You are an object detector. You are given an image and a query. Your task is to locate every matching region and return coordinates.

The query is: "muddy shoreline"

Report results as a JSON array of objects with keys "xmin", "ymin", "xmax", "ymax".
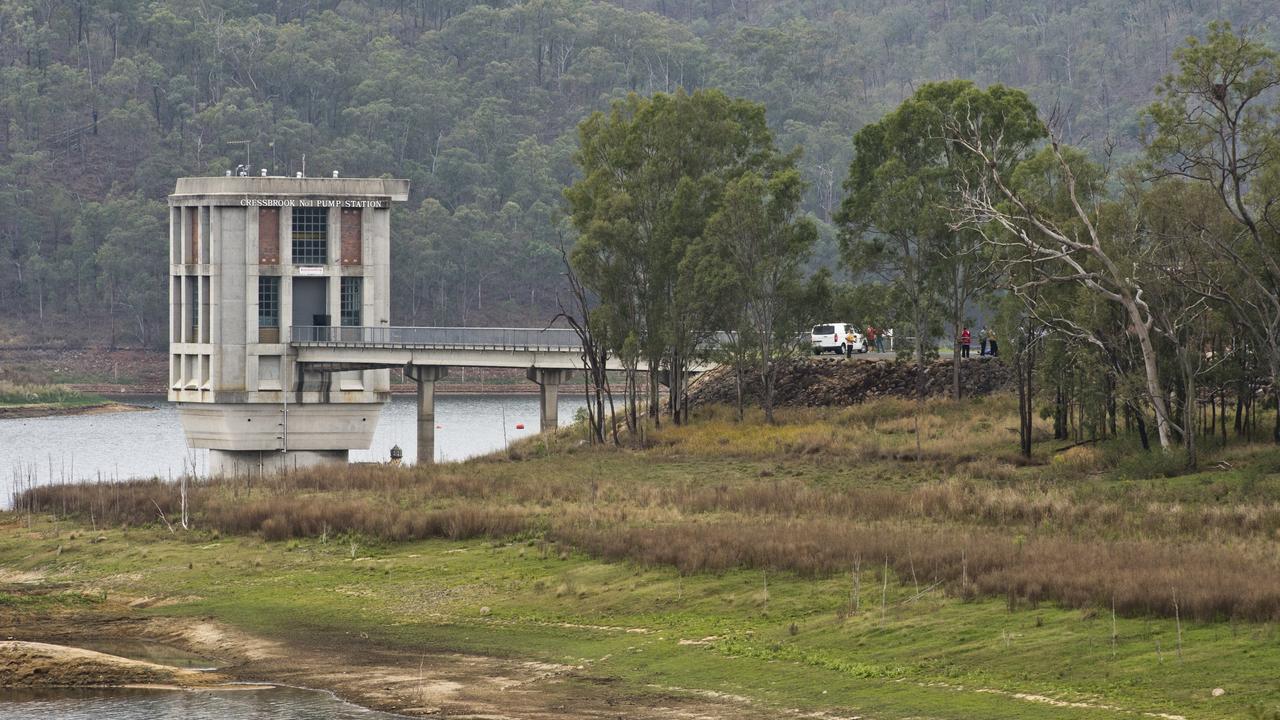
[
  {"xmin": 0, "ymin": 640, "xmax": 234, "ymax": 690},
  {"xmin": 0, "ymin": 605, "xmax": 761, "ymax": 719},
  {"xmin": 0, "ymin": 402, "xmax": 152, "ymax": 420}
]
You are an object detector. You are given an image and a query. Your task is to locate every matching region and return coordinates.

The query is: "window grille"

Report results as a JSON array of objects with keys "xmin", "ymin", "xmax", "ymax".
[
  {"xmin": 340, "ymin": 277, "xmax": 362, "ymax": 327},
  {"xmin": 291, "ymin": 207, "xmax": 328, "ymax": 265},
  {"xmin": 258, "ymin": 276, "xmax": 280, "ymax": 328}
]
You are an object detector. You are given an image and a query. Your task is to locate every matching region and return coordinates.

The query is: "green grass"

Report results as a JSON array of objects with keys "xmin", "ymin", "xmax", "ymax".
[
  {"xmin": 5, "ymin": 397, "xmax": 1280, "ymax": 718},
  {"xmin": 2, "ymin": 520, "xmax": 1277, "ymax": 718}
]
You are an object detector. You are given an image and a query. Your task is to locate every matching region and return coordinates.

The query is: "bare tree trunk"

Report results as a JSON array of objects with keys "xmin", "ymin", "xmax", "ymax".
[
  {"xmin": 951, "ymin": 267, "xmax": 962, "ymax": 401},
  {"xmin": 760, "ymin": 333, "xmax": 776, "ymax": 424},
  {"xmin": 735, "ymin": 364, "xmax": 745, "ymax": 421},
  {"xmin": 1125, "ymin": 300, "xmax": 1174, "ymax": 449},
  {"xmin": 1270, "ymin": 355, "xmax": 1280, "ymax": 444},
  {"xmin": 1182, "ymin": 360, "xmax": 1197, "ymax": 470}
]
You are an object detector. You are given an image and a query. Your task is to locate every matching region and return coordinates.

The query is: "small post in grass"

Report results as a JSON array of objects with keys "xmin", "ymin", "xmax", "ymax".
[
  {"xmin": 851, "ymin": 558, "xmax": 862, "ymax": 614},
  {"xmin": 880, "ymin": 557, "xmax": 889, "ymax": 625},
  {"xmin": 1111, "ymin": 596, "xmax": 1117, "ymax": 658},
  {"xmin": 1173, "ymin": 588, "xmax": 1183, "ymax": 662}
]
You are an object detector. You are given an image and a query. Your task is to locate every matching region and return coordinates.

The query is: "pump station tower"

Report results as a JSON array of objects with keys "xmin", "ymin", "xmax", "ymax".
[{"xmin": 168, "ymin": 175, "xmax": 409, "ymax": 474}]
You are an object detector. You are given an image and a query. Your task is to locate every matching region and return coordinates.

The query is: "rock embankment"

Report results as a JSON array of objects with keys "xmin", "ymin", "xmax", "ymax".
[
  {"xmin": 0, "ymin": 641, "xmax": 227, "ymax": 688},
  {"xmin": 687, "ymin": 356, "xmax": 1013, "ymax": 408}
]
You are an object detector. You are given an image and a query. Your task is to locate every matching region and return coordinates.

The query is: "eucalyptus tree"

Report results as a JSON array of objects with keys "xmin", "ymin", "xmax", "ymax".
[
  {"xmin": 1145, "ymin": 22, "xmax": 1280, "ymax": 443},
  {"xmin": 704, "ymin": 169, "xmax": 816, "ymax": 424},
  {"xmin": 838, "ymin": 81, "xmax": 1043, "ymax": 399},
  {"xmin": 565, "ymin": 88, "xmax": 786, "ymax": 426},
  {"xmin": 952, "ymin": 123, "xmax": 1179, "ymax": 450},
  {"xmin": 837, "ymin": 101, "xmax": 946, "ymax": 374}
]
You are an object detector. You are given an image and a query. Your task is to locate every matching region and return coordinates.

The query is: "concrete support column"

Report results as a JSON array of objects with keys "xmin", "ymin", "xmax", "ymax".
[
  {"xmin": 407, "ymin": 365, "xmax": 448, "ymax": 464},
  {"xmin": 527, "ymin": 368, "xmax": 573, "ymax": 433}
]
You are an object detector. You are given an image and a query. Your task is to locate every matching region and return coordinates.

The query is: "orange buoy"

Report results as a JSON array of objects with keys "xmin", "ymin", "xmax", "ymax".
[{"xmin": 515, "ymin": 423, "xmax": 525, "ymax": 429}]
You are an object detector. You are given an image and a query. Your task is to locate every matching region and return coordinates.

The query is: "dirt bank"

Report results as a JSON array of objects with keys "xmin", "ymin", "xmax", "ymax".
[
  {"xmin": 688, "ymin": 356, "xmax": 1013, "ymax": 408},
  {"xmin": 0, "ymin": 402, "xmax": 152, "ymax": 420},
  {"xmin": 0, "ymin": 606, "xmax": 773, "ymax": 719},
  {"xmin": 0, "ymin": 640, "xmax": 230, "ymax": 689}
]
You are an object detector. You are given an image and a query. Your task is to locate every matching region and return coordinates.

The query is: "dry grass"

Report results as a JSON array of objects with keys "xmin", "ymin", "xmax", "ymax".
[
  {"xmin": 13, "ymin": 396, "xmax": 1280, "ymax": 622},
  {"xmin": 0, "ymin": 380, "xmax": 100, "ymax": 406},
  {"xmin": 648, "ymin": 397, "xmax": 1028, "ymax": 464},
  {"xmin": 552, "ymin": 519, "xmax": 1280, "ymax": 621}
]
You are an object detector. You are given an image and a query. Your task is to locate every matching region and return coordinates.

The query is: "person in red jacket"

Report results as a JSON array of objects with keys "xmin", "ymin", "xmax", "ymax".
[{"xmin": 960, "ymin": 327, "xmax": 971, "ymax": 358}]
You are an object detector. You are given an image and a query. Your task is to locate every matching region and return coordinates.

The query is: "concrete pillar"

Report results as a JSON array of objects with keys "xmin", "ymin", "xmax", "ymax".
[
  {"xmin": 407, "ymin": 365, "xmax": 448, "ymax": 464},
  {"xmin": 527, "ymin": 368, "xmax": 573, "ymax": 433}
]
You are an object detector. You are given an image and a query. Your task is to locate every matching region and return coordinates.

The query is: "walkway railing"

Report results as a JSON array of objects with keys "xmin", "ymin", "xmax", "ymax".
[{"xmin": 290, "ymin": 325, "xmax": 583, "ymax": 351}]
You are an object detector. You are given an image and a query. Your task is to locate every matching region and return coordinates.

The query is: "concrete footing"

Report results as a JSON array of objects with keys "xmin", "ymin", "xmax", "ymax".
[
  {"xmin": 527, "ymin": 368, "xmax": 575, "ymax": 433},
  {"xmin": 209, "ymin": 449, "xmax": 348, "ymax": 477},
  {"xmin": 406, "ymin": 365, "xmax": 449, "ymax": 464}
]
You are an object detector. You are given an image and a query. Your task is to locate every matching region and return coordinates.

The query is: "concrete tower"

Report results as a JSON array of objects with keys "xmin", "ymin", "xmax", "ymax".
[{"xmin": 167, "ymin": 175, "xmax": 409, "ymax": 475}]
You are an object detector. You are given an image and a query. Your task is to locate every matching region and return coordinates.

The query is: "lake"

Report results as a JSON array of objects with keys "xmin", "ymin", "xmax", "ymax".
[{"xmin": 1, "ymin": 393, "xmax": 587, "ymax": 504}]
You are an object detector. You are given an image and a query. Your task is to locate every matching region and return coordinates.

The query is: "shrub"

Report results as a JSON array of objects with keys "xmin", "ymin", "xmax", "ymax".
[{"xmin": 1113, "ymin": 448, "xmax": 1187, "ymax": 480}]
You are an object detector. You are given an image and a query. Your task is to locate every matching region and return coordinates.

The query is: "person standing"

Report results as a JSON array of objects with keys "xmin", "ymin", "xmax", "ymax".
[
  {"xmin": 960, "ymin": 327, "xmax": 971, "ymax": 358},
  {"xmin": 988, "ymin": 328, "xmax": 999, "ymax": 357},
  {"xmin": 875, "ymin": 326, "xmax": 885, "ymax": 352},
  {"xmin": 865, "ymin": 325, "xmax": 877, "ymax": 354},
  {"xmin": 979, "ymin": 326, "xmax": 989, "ymax": 356}
]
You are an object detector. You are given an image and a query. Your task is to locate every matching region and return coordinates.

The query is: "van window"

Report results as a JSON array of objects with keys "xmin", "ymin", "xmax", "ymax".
[{"xmin": 813, "ymin": 325, "xmax": 835, "ymax": 335}]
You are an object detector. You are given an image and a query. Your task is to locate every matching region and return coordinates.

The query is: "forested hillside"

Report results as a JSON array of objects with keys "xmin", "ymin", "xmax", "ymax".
[{"xmin": 2, "ymin": 0, "xmax": 1276, "ymax": 347}]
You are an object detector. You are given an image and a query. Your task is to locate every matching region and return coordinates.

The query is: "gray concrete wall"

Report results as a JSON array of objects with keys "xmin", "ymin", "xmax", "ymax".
[
  {"xmin": 178, "ymin": 402, "xmax": 382, "ymax": 451},
  {"xmin": 174, "ymin": 176, "xmax": 408, "ymax": 201},
  {"xmin": 209, "ymin": 449, "xmax": 350, "ymax": 477},
  {"xmin": 169, "ymin": 175, "xmax": 405, "ymax": 460}
]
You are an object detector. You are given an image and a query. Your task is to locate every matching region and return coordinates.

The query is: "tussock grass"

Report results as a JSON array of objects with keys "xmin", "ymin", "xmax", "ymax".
[
  {"xmin": 651, "ymin": 397, "xmax": 1025, "ymax": 464},
  {"xmin": 0, "ymin": 381, "xmax": 101, "ymax": 406},
  {"xmin": 15, "ymin": 395, "xmax": 1280, "ymax": 622},
  {"xmin": 552, "ymin": 518, "xmax": 1280, "ymax": 621}
]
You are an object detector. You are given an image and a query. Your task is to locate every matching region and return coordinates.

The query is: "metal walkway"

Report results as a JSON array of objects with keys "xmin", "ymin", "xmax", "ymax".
[
  {"xmin": 291, "ymin": 325, "xmax": 583, "ymax": 352},
  {"xmin": 289, "ymin": 325, "xmax": 628, "ymax": 372},
  {"xmin": 287, "ymin": 325, "xmax": 678, "ymax": 462}
]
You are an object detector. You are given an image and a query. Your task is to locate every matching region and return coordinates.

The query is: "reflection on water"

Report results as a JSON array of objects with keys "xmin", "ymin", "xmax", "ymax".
[
  {"xmin": 0, "ymin": 686, "xmax": 409, "ymax": 719},
  {"xmin": 1, "ymin": 393, "xmax": 585, "ymax": 503}
]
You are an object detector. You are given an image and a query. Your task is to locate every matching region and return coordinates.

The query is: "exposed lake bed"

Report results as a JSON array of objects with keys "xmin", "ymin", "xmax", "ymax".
[
  {"xmin": 0, "ymin": 635, "xmax": 415, "ymax": 719},
  {"xmin": 0, "ymin": 685, "xmax": 412, "ymax": 720},
  {"xmin": 0, "ymin": 589, "xmax": 741, "ymax": 719}
]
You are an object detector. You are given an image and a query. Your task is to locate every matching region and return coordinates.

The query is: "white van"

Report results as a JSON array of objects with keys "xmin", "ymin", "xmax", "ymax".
[{"xmin": 811, "ymin": 323, "xmax": 866, "ymax": 356}]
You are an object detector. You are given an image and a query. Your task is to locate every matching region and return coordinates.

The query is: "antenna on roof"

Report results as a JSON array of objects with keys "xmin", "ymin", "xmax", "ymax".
[{"xmin": 227, "ymin": 140, "xmax": 250, "ymax": 169}]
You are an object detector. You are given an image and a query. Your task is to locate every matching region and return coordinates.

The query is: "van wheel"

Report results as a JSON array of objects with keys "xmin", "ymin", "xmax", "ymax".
[{"xmin": 813, "ymin": 348, "xmax": 821, "ymax": 356}]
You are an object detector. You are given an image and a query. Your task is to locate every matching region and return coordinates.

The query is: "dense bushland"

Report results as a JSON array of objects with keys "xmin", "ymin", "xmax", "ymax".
[{"xmin": 4, "ymin": 2, "xmax": 1276, "ymax": 345}]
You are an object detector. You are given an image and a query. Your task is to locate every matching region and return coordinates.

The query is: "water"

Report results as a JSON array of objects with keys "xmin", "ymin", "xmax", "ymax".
[
  {"xmin": 0, "ymin": 686, "xmax": 409, "ymax": 719},
  {"xmin": 1, "ymin": 393, "xmax": 586, "ymax": 502}
]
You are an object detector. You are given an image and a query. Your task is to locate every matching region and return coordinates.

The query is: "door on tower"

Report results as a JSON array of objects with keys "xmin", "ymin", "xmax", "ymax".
[{"xmin": 292, "ymin": 276, "xmax": 329, "ymax": 341}]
